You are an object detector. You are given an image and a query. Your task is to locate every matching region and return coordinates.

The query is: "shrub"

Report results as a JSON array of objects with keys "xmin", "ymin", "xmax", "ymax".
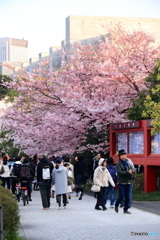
[
  {"xmin": 0, "ymin": 185, "xmax": 20, "ymax": 240},
  {"xmin": 133, "ymin": 173, "xmax": 144, "ymax": 190}
]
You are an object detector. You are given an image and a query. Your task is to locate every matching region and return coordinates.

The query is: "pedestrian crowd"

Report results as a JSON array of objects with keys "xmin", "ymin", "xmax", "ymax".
[{"xmin": 0, "ymin": 150, "xmax": 143, "ymax": 214}]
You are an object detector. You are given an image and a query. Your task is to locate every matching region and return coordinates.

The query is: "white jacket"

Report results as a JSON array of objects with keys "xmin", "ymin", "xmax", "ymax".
[
  {"xmin": 94, "ymin": 166, "xmax": 115, "ymax": 187},
  {"xmin": 0, "ymin": 164, "xmax": 3, "ymax": 177},
  {"xmin": 1, "ymin": 164, "xmax": 10, "ymax": 178}
]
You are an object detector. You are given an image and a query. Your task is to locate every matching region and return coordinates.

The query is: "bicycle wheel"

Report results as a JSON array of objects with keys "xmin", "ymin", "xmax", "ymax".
[{"xmin": 22, "ymin": 194, "xmax": 26, "ymax": 206}]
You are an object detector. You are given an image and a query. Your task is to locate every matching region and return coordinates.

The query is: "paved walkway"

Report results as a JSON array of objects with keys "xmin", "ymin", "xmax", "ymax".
[
  {"xmin": 19, "ymin": 191, "xmax": 160, "ymax": 240},
  {"xmin": 86, "ymin": 191, "xmax": 160, "ymax": 216}
]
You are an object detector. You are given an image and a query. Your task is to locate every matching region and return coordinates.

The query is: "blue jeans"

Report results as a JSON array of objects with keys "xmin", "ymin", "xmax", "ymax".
[
  {"xmin": 104, "ymin": 184, "xmax": 115, "ymax": 206},
  {"xmin": 115, "ymin": 184, "xmax": 131, "ymax": 212},
  {"xmin": 120, "ymin": 181, "xmax": 133, "ymax": 206}
]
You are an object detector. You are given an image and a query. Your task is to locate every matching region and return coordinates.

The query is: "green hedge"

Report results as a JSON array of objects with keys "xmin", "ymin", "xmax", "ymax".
[
  {"xmin": 0, "ymin": 184, "xmax": 20, "ymax": 240},
  {"xmin": 132, "ymin": 173, "xmax": 144, "ymax": 190}
]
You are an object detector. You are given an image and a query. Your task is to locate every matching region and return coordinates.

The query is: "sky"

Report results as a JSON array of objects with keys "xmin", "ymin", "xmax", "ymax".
[{"xmin": 0, "ymin": 0, "xmax": 160, "ymax": 57}]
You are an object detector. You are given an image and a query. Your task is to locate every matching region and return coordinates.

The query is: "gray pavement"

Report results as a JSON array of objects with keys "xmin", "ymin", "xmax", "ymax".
[
  {"xmin": 18, "ymin": 190, "xmax": 160, "ymax": 240},
  {"xmin": 86, "ymin": 191, "xmax": 160, "ymax": 216}
]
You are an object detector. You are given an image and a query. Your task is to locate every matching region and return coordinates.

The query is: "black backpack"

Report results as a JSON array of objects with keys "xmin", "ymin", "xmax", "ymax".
[
  {"xmin": 13, "ymin": 163, "xmax": 22, "ymax": 177},
  {"xmin": 19, "ymin": 165, "xmax": 30, "ymax": 179}
]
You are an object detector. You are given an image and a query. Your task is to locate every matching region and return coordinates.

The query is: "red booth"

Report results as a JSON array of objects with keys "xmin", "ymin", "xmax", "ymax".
[{"xmin": 110, "ymin": 119, "xmax": 160, "ymax": 193}]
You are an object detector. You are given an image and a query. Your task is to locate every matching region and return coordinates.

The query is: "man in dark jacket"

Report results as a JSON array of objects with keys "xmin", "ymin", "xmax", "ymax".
[
  {"xmin": 74, "ymin": 155, "xmax": 86, "ymax": 200},
  {"xmin": 37, "ymin": 154, "xmax": 53, "ymax": 209},
  {"xmin": 90, "ymin": 153, "xmax": 101, "ymax": 180},
  {"xmin": 115, "ymin": 149, "xmax": 134, "ymax": 214}
]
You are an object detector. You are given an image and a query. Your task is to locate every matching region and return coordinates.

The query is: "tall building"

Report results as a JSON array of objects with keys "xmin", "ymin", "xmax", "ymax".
[
  {"xmin": 0, "ymin": 37, "xmax": 28, "ymax": 75},
  {"xmin": 66, "ymin": 16, "xmax": 160, "ymax": 49},
  {"xmin": 0, "ymin": 37, "xmax": 28, "ymax": 62}
]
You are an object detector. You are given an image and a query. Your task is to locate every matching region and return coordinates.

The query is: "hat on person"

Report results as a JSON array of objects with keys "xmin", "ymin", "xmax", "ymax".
[
  {"xmin": 118, "ymin": 149, "xmax": 127, "ymax": 156},
  {"xmin": 99, "ymin": 158, "xmax": 106, "ymax": 166}
]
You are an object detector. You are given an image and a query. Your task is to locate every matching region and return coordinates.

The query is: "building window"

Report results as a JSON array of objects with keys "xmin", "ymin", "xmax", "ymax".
[
  {"xmin": 151, "ymin": 133, "xmax": 160, "ymax": 154},
  {"xmin": 116, "ymin": 132, "xmax": 127, "ymax": 153},
  {"xmin": 129, "ymin": 131, "xmax": 144, "ymax": 154},
  {"xmin": 116, "ymin": 131, "xmax": 144, "ymax": 154}
]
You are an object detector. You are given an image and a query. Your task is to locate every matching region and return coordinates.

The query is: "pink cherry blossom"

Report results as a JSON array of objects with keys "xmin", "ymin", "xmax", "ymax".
[{"xmin": 1, "ymin": 24, "xmax": 160, "ymax": 155}]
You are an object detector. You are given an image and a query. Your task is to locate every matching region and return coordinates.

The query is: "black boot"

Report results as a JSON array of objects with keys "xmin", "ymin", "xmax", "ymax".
[
  {"xmin": 102, "ymin": 205, "xmax": 107, "ymax": 211},
  {"xmin": 79, "ymin": 192, "xmax": 83, "ymax": 200},
  {"xmin": 95, "ymin": 205, "xmax": 101, "ymax": 210}
]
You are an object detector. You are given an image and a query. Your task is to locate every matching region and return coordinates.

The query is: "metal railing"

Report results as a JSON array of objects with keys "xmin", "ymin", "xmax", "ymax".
[{"xmin": 0, "ymin": 205, "xmax": 3, "ymax": 240}]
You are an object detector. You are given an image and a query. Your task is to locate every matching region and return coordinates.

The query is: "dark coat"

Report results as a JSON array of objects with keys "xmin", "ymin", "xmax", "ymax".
[
  {"xmin": 90, "ymin": 157, "xmax": 99, "ymax": 179},
  {"xmin": 116, "ymin": 160, "xmax": 132, "ymax": 184},
  {"xmin": 37, "ymin": 158, "xmax": 53, "ymax": 182},
  {"xmin": 18, "ymin": 163, "xmax": 35, "ymax": 180},
  {"xmin": 74, "ymin": 161, "xmax": 86, "ymax": 184},
  {"xmin": 29, "ymin": 160, "xmax": 35, "ymax": 177}
]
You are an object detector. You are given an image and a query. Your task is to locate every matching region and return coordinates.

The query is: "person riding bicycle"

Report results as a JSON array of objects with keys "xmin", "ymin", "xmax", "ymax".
[
  {"xmin": 10, "ymin": 156, "xmax": 22, "ymax": 195},
  {"xmin": 18, "ymin": 158, "xmax": 35, "ymax": 201}
]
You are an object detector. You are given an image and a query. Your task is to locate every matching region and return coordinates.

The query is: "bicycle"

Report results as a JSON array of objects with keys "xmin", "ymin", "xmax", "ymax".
[
  {"xmin": 10, "ymin": 176, "xmax": 21, "ymax": 202},
  {"xmin": 21, "ymin": 181, "xmax": 29, "ymax": 206},
  {"xmin": 15, "ymin": 181, "xmax": 21, "ymax": 202}
]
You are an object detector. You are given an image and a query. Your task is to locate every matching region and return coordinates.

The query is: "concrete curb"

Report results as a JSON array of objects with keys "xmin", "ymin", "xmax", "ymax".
[{"xmin": 19, "ymin": 222, "xmax": 26, "ymax": 240}]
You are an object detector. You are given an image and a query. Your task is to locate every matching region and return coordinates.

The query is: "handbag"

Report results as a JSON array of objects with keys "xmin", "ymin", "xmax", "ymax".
[
  {"xmin": 68, "ymin": 177, "xmax": 73, "ymax": 185},
  {"xmin": 91, "ymin": 184, "xmax": 100, "ymax": 192},
  {"xmin": 91, "ymin": 167, "xmax": 105, "ymax": 192},
  {"xmin": 0, "ymin": 166, "xmax": 4, "ymax": 174}
]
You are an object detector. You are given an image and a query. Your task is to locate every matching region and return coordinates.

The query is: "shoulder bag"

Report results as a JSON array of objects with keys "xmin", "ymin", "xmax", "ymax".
[{"xmin": 91, "ymin": 184, "xmax": 100, "ymax": 192}]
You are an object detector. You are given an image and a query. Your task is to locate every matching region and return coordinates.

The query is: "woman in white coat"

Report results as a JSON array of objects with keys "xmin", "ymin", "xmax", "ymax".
[
  {"xmin": 1, "ymin": 157, "xmax": 10, "ymax": 189},
  {"xmin": 93, "ymin": 158, "xmax": 115, "ymax": 211},
  {"xmin": 64, "ymin": 162, "xmax": 74, "ymax": 201}
]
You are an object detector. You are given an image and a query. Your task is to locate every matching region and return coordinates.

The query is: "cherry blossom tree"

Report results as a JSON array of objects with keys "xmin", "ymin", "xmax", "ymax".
[{"xmin": 1, "ymin": 24, "xmax": 160, "ymax": 155}]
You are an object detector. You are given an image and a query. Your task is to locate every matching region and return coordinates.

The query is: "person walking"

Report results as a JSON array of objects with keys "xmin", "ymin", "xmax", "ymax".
[
  {"xmin": 10, "ymin": 156, "xmax": 22, "ymax": 194},
  {"xmin": 33, "ymin": 154, "xmax": 40, "ymax": 191},
  {"xmin": 37, "ymin": 154, "xmax": 53, "ymax": 209},
  {"xmin": 52, "ymin": 159, "xmax": 68, "ymax": 210},
  {"xmin": 90, "ymin": 153, "xmax": 101, "ymax": 180},
  {"xmin": 1, "ymin": 157, "xmax": 11, "ymax": 189},
  {"xmin": 64, "ymin": 155, "xmax": 74, "ymax": 173},
  {"xmin": 103, "ymin": 157, "xmax": 117, "ymax": 208},
  {"xmin": 90, "ymin": 153, "xmax": 101, "ymax": 198},
  {"xmin": 74, "ymin": 155, "xmax": 87, "ymax": 200},
  {"xmin": 0, "ymin": 158, "xmax": 4, "ymax": 185},
  {"xmin": 94, "ymin": 158, "xmax": 115, "ymax": 210},
  {"xmin": 64, "ymin": 162, "xmax": 74, "ymax": 201},
  {"xmin": 28, "ymin": 157, "xmax": 35, "ymax": 196},
  {"xmin": 120, "ymin": 157, "xmax": 135, "ymax": 208},
  {"xmin": 115, "ymin": 149, "xmax": 134, "ymax": 214}
]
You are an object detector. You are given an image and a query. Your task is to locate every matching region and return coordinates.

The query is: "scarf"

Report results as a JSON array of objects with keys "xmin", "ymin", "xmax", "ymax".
[{"xmin": 120, "ymin": 159, "xmax": 128, "ymax": 171}]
